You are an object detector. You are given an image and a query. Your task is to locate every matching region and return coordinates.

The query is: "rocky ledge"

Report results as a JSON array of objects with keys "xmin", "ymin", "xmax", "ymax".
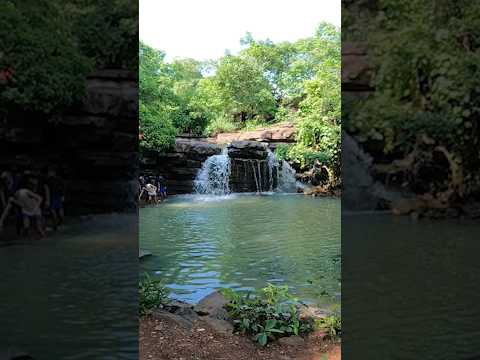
[
  {"xmin": 149, "ymin": 291, "xmax": 330, "ymax": 340},
  {"xmin": 208, "ymin": 123, "xmax": 296, "ymax": 149}
]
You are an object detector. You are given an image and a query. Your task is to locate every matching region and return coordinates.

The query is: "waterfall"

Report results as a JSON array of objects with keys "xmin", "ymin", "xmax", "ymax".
[
  {"xmin": 266, "ymin": 148, "xmax": 297, "ymax": 193},
  {"xmin": 267, "ymin": 150, "xmax": 276, "ymax": 191},
  {"xmin": 194, "ymin": 148, "xmax": 231, "ymax": 195},
  {"xmin": 251, "ymin": 161, "xmax": 259, "ymax": 192},
  {"xmin": 194, "ymin": 145, "xmax": 299, "ymax": 195},
  {"xmin": 277, "ymin": 160, "xmax": 298, "ymax": 193}
]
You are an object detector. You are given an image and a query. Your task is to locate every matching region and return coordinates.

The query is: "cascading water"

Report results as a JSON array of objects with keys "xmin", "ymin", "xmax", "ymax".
[
  {"xmin": 193, "ymin": 148, "xmax": 231, "ymax": 195},
  {"xmin": 277, "ymin": 159, "xmax": 299, "ymax": 193},
  {"xmin": 194, "ymin": 145, "xmax": 299, "ymax": 195}
]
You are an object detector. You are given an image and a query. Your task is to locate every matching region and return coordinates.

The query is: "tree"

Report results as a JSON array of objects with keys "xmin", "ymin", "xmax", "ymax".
[
  {"xmin": 0, "ymin": 0, "xmax": 92, "ymax": 115},
  {"xmin": 139, "ymin": 42, "xmax": 177, "ymax": 151},
  {"xmin": 214, "ymin": 55, "xmax": 276, "ymax": 122}
]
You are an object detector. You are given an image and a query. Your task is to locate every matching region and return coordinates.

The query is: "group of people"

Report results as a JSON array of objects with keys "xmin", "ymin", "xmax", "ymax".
[
  {"xmin": 139, "ymin": 175, "xmax": 167, "ymax": 204},
  {"xmin": 0, "ymin": 167, "xmax": 65, "ymax": 238}
]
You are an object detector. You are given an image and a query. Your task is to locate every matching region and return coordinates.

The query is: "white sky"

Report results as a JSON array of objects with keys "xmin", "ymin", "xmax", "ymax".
[{"xmin": 140, "ymin": 0, "xmax": 341, "ymax": 62}]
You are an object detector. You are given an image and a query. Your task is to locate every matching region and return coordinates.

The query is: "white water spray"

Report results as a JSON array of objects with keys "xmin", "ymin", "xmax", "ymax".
[{"xmin": 194, "ymin": 148, "xmax": 231, "ymax": 195}]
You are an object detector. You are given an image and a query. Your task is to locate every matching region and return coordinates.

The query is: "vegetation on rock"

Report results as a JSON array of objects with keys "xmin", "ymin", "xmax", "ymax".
[
  {"xmin": 139, "ymin": 273, "xmax": 170, "ymax": 316},
  {"xmin": 344, "ymin": 0, "xmax": 480, "ymax": 207},
  {"xmin": 222, "ymin": 284, "xmax": 315, "ymax": 346}
]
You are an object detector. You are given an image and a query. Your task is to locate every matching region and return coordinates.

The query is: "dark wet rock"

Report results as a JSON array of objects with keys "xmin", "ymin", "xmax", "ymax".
[
  {"xmin": 278, "ymin": 336, "xmax": 305, "ymax": 346},
  {"xmin": 154, "ymin": 310, "xmax": 194, "ymax": 330},
  {"xmin": 172, "ymin": 305, "xmax": 200, "ymax": 323},
  {"xmin": 142, "ymin": 138, "xmax": 222, "ymax": 194},
  {"xmin": 227, "ymin": 141, "xmax": 269, "ymax": 160},
  {"xmin": 195, "ymin": 291, "xmax": 229, "ymax": 319},
  {"xmin": 1, "ymin": 69, "xmax": 138, "ymax": 215}
]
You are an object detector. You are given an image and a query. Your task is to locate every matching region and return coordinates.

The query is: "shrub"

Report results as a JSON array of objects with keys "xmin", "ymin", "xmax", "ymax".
[
  {"xmin": 222, "ymin": 284, "xmax": 314, "ymax": 346},
  {"xmin": 204, "ymin": 115, "xmax": 239, "ymax": 136},
  {"xmin": 316, "ymin": 311, "xmax": 341, "ymax": 340},
  {"xmin": 139, "ymin": 273, "xmax": 170, "ymax": 316},
  {"xmin": 274, "ymin": 144, "xmax": 291, "ymax": 161}
]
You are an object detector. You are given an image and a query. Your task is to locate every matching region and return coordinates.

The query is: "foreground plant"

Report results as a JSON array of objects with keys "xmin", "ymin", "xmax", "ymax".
[
  {"xmin": 139, "ymin": 272, "xmax": 170, "ymax": 316},
  {"xmin": 222, "ymin": 284, "xmax": 314, "ymax": 346},
  {"xmin": 316, "ymin": 311, "xmax": 342, "ymax": 340}
]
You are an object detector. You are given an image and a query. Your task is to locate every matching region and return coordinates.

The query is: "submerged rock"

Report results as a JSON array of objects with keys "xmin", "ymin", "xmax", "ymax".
[{"xmin": 139, "ymin": 250, "xmax": 152, "ymax": 259}]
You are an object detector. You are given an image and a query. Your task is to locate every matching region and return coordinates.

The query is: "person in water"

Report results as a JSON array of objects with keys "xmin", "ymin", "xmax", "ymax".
[
  {"xmin": 44, "ymin": 168, "xmax": 65, "ymax": 230},
  {"xmin": 7, "ymin": 178, "xmax": 46, "ymax": 237},
  {"xmin": 145, "ymin": 182, "xmax": 157, "ymax": 204}
]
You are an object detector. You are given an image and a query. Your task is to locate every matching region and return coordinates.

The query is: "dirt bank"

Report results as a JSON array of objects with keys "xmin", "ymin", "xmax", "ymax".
[{"xmin": 140, "ymin": 312, "xmax": 340, "ymax": 360}]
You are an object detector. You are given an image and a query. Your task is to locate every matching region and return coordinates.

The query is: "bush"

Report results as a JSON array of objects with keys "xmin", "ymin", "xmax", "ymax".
[
  {"xmin": 139, "ymin": 273, "xmax": 170, "ymax": 316},
  {"xmin": 222, "ymin": 284, "xmax": 314, "ymax": 346},
  {"xmin": 316, "ymin": 311, "xmax": 341, "ymax": 340},
  {"xmin": 204, "ymin": 115, "xmax": 239, "ymax": 136},
  {"xmin": 274, "ymin": 144, "xmax": 291, "ymax": 162}
]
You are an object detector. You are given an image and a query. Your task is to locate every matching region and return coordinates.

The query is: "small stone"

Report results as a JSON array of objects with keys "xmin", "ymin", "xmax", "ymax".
[
  {"xmin": 278, "ymin": 336, "xmax": 305, "ymax": 346},
  {"xmin": 197, "ymin": 328, "xmax": 206, "ymax": 332}
]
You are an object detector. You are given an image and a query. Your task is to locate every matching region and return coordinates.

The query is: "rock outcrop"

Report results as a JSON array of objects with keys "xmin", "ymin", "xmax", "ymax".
[
  {"xmin": 141, "ymin": 138, "xmax": 222, "ymax": 194},
  {"xmin": 1, "ymin": 69, "xmax": 138, "ymax": 214},
  {"xmin": 227, "ymin": 141, "xmax": 277, "ymax": 193},
  {"xmin": 342, "ymin": 42, "xmax": 374, "ymax": 94},
  {"xmin": 209, "ymin": 122, "xmax": 296, "ymax": 149}
]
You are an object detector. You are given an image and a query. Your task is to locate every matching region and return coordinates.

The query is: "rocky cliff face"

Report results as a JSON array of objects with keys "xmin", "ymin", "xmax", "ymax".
[
  {"xmin": 1, "ymin": 69, "xmax": 138, "ymax": 214},
  {"xmin": 227, "ymin": 141, "xmax": 277, "ymax": 193},
  {"xmin": 141, "ymin": 138, "xmax": 222, "ymax": 194}
]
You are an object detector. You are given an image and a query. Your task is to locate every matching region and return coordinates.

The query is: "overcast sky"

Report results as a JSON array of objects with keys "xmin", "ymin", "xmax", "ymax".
[{"xmin": 140, "ymin": 0, "xmax": 341, "ymax": 61}]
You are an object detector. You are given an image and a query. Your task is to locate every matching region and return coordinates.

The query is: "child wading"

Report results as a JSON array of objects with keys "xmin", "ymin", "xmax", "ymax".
[{"xmin": 5, "ymin": 178, "xmax": 46, "ymax": 237}]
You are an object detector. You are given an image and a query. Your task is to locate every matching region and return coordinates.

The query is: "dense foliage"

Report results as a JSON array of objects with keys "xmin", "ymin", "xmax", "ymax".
[
  {"xmin": 222, "ymin": 284, "xmax": 314, "ymax": 346},
  {"xmin": 344, "ymin": 0, "xmax": 480, "ymax": 200},
  {"xmin": 140, "ymin": 23, "xmax": 340, "ymax": 172},
  {"xmin": 139, "ymin": 273, "xmax": 170, "ymax": 316},
  {"xmin": 0, "ymin": 0, "xmax": 137, "ymax": 116}
]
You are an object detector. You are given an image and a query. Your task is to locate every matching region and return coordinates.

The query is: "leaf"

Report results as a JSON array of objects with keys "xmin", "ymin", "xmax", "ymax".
[{"xmin": 256, "ymin": 332, "xmax": 268, "ymax": 346}]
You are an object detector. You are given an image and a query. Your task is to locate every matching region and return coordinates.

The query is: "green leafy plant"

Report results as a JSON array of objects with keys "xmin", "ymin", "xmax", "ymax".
[
  {"xmin": 222, "ymin": 284, "xmax": 314, "ymax": 346},
  {"xmin": 139, "ymin": 272, "xmax": 170, "ymax": 316},
  {"xmin": 316, "ymin": 312, "xmax": 342, "ymax": 340}
]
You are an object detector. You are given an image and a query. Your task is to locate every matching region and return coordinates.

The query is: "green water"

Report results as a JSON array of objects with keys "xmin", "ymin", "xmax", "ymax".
[
  {"xmin": 0, "ymin": 214, "xmax": 138, "ymax": 360},
  {"xmin": 140, "ymin": 194, "xmax": 341, "ymax": 306}
]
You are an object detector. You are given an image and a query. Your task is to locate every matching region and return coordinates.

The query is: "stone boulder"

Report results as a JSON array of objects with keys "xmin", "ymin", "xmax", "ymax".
[
  {"xmin": 227, "ymin": 141, "xmax": 269, "ymax": 160},
  {"xmin": 194, "ymin": 291, "xmax": 229, "ymax": 320},
  {"xmin": 342, "ymin": 42, "xmax": 374, "ymax": 92},
  {"xmin": 175, "ymin": 139, "xmax": 222, "ymax": 159}
]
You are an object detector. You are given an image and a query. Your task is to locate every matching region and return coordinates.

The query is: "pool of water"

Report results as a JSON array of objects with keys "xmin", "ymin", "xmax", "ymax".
[
  {"xmin": 140, "ymin": 194, "xmax": 341, "ymax": 307},
  {"xmin": 343, "ymin": 213, "xmax": 480, "ymax": 359},
  {"xmin": 0, "ymin": 214, "xmax": 138, "ymax": 360}
]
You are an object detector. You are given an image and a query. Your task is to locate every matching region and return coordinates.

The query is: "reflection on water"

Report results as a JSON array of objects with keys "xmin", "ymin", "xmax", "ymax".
[
  {"xmin": 0, "ymin": 214, "xmax": 138, "ymax": 360},
  {"xmin": 140, "ymin": 194, "xmax": 340, "ymax": 306},
  {"xmin": 343, "ymin": 213, "xmax": 480, "ymax": 360}
]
